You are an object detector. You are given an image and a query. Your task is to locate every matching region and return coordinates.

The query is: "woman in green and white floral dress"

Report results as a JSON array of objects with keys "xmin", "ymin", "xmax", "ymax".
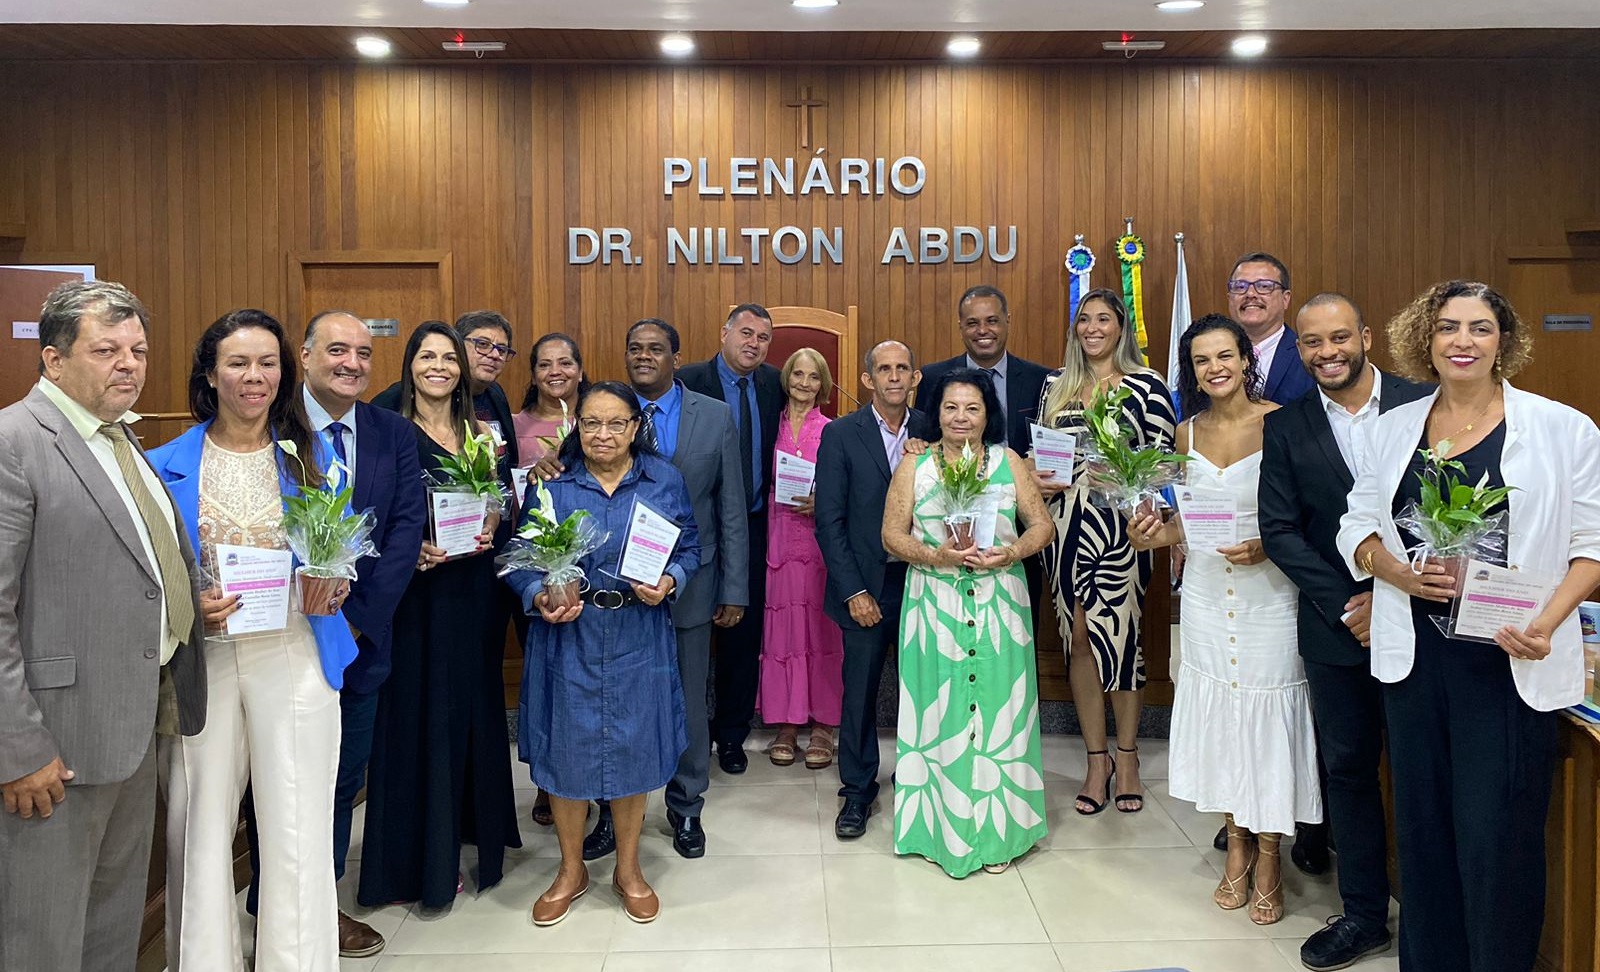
[{"xmin": 882, "ymin": 368, "xmax": 1056, "ymax": 877}]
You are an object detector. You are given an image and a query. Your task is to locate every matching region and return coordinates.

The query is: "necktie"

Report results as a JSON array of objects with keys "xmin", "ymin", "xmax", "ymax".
[
  {"xmin": 641, "ymin": 404, "xmax": 660, "ymax": 453},
  {"xmin": 326, "ymin": 422, "xmax": 350, "ymax": 491},
  {"xmin": 736, "ymin": 376, "xmax": 755, "ymax": 508},
  {"xmin": 984, "ymin": 368, "xmax": 1005, "ymax": 443},
  {"xmin": 99, "ymin": 424, "xmax": 196, "ymax": 645}
]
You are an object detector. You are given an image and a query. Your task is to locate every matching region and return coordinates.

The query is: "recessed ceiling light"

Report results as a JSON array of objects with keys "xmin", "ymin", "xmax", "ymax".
[
  {"xmin": 947, "ymin": 36, "xmax": 981, "ymax": 57},
  {"xmin": 1156, "ymin": 0, "xmax": 1205, "ymax": 9},
  {"xmin": 792, "ymin": 0, "xmax": 839, "ymax": 7},
  {"xmin": 1232, "ymin": 34, "xmax": 1268, "ymax": 56},
  {"xmin": 423, "ymin": 0, "xmax": 471, "ymax": 7},
  {"xmin": 660, "ymin": 34, "xmax": 696, "ymax": 57},
  {"xmin": 354, "ymin": 35, "xmax": 392, "ymax": 58}
]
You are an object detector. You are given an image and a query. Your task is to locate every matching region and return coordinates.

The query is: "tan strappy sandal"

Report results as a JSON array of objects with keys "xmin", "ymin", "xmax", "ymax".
[
  {"xmin": 1250, "ymin": 833, "xmax": 1285, "ymax": 925},
  {"xmin": 804, "ymin": 724, "xmax": 836, "ymax": 770},
  {"xmin": 1213, "ymin": 816, "xmax": 1257, "ymax": 911},
  {"xmin": 769, "ymin": 726, "xmax": 799, "ymax": 766}
]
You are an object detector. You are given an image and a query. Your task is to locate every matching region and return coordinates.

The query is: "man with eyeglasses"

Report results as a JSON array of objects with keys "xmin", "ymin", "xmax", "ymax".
[{"xmin": 1226, "ymin": 252, "xmax": 1316, "ymax": 406}]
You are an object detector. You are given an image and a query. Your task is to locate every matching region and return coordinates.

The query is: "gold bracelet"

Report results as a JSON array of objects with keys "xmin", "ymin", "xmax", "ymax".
[{"xmin": 1359, "ymin": 548, "xmax": 1376, "ymax": 577}]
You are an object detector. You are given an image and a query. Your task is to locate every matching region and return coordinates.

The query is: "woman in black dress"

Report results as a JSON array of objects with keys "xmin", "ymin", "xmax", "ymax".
[{"xmin": 358, "ymin": 320, "xmax": 522, "ymax": 909}]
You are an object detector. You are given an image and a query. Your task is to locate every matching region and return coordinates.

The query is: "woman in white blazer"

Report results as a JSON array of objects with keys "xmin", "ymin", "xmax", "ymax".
[{"xmin": 1336, "ymin": 280, "xmax": 1600, "ymax": 972}]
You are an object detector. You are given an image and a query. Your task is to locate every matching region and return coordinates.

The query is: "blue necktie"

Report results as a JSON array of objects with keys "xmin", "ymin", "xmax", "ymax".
[{"xmin": 326, "ymin": 422, "xmax": 350, "ymax": 491}]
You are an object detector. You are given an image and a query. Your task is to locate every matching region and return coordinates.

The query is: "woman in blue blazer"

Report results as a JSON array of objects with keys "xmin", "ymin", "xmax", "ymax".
[{"xmin": 148, "ymin": 309, "xmax": 355, "ymax": 972}]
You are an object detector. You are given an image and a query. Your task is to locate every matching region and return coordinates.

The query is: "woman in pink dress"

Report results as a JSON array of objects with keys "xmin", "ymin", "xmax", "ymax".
[
  {"xmin": 512, "ymin": 332, "xmax": 586, "ymax": 465},
  {"xmin": 761, "ymin": 348, "xmax": 845, "ymax": 769}
]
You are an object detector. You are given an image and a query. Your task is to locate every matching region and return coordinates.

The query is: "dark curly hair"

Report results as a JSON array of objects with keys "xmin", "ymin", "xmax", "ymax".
[
  {"xmin": 919, "ymin": 367, "xmax": 1006, "ymax": 446},
  {"xmin": 1177, "ymin": 313, "xmax": 1262, "ymax": 418}
]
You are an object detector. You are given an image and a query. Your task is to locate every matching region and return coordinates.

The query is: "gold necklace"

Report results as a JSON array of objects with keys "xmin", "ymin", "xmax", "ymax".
[{"xmin": 1432, "ymin": 393, "xmax": 1497, "ymax": 457}]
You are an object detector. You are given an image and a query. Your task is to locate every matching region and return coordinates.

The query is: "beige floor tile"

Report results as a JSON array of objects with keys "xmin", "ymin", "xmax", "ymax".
[
  {"xmin": 603, "ymin": 948, "xmax": 832, "ymax": 971},
  {"xmin": 823, "ymin": 854, "xmax": 1049, "ymax": 947},
  {"xmin": 1036, "ymin": 782, "xmax": 1193, "ymax": 851},
  {"xmin": 1148, "ymin": 779, "xmax": 1228, "ymax": 851},
  {"xmin": 1270, "ymin": 935, "xmax": 1400, "ymax": 971},
  {"xmin": 374, "ymin": 954, "xmax": 604, "ymax": 971},
  {"xmin": 634, "ymin": 782, "xmax": 822, "ymax": 858},
  {"xmin": 1192, "ymin": 839, "xmax": 1390, "ymax": 942},
  {"xmin": 1018, "ymin": 847, "xmax": 1270, "ymax": 942},
  {"xmin": 339, "ymin": 960, "xmax": 379, "ymax": 972},
  {"xmin": 832, "ymin": 943, "xmax": 1063, "ymax": 971},
  {"xmin": 382, "ymin": 856, "xmax": 617, "ymax": 954},
  {"xmin": 334, "ymin": 868, "xmax": 412, "ymax": 942},
  {"xmin": 1053, "ymin": 938, "xmax": 1296, "ymax": 971},
  {"xmin": 607, "ymin": 855, "xmax": 829, "ymax": 952},
  {"xmin": 817, "ymin": 787, "xmax": 895, "ymax": 856}
]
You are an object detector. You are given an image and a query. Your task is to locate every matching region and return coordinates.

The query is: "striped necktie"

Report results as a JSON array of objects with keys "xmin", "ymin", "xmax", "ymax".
[
  {"xmin": 641, "ymin": 404, "xmax": 660, "ymax": 452},
  {"xmin": 99, "ymin": 423, "xmax": 195, "ymax": 645}
]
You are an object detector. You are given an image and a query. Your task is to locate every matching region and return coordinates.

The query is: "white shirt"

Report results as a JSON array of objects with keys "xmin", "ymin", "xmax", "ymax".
[
  {"xmin": 1318, "ymin": 366, "xmax": 1384, "ymax": 476},
  {"xmin": 1251, "ymin": 326, "xmax": 1287, "ymax": 395},
  {"xmin": 38, "ymin": 378, "xmax": 180, "ymax": 663},
  {"xmin": 301, "ymin": 386, "xmax": 358, "ymax": 485},
  {"xmin": 871, "ymin": 404, "xmax": 910, "ymax": 475},
  {"xmin": 1337, "ymin": 382, "xmax": 1600, "ymax": 710}
]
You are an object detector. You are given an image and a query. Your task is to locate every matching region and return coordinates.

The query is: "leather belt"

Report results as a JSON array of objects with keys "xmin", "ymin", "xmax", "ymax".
[{"xmin": 581, "ymin": 587, "xmax": 641, "ymax": 610}]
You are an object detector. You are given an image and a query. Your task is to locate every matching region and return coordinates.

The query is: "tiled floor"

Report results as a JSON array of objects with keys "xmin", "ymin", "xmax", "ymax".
[{"xmin": 292, "ymin": 730, "xmax": 1400, "ymax": 972}]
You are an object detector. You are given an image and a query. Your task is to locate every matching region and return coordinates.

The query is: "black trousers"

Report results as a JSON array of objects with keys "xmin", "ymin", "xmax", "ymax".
[
  {"xmin": 712, "ymin": 510, "xmax": 767, "ymax": 749},
  {"xmin": 1303, "ymin": 657, "xmax": 1390, "ymax": 928},
  {"xmin": 836, "ymin": 563, "xmax": 906, "ymax": 807},
  {"xmin": 1383, "ymin": 626, "xmax": 1557, "ymax": 972}
]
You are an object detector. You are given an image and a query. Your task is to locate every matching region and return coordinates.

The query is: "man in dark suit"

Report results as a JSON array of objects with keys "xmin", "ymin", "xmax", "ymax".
[
  {"xmin": 581, "ymin": 318, "xmax": 748, "ymax": 860},
  {"xmin": 1260, "ymin": 293, "xmax": 1429, "ymax": 972},
  {"xmin": 241, "ymin": 310, "xmax": 427, "ymax": 958},
  {"xmin": 914, "ymin": 285, "xmax": 1051, "ymax": 633},
  {"xmin": 1227, "ymin": 251, "xmax": 1317, "ymax": 406},
  {"xmin": 0, "ymin": 281, "xmax": 206, "ymax": 972},
  {"xmin": 815, "ymin": 340, "xmax": 922, "ymax": 839},
  {"xmin": 678, "ymin": 303, "xmax": 784, "ymax": 773}
]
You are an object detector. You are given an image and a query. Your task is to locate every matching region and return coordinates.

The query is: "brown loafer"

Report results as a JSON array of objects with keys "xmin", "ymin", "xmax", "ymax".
[
  {"xmin": 612, "ymin": 876, "xmax": 660, "ymax": 924},
  {"xmin": 532, "ymin": 867, "xmax": 590, "ymax": 927},
  {"xmin": 338, "ymin": 911, "xmax": 385, "ymax": 958}
]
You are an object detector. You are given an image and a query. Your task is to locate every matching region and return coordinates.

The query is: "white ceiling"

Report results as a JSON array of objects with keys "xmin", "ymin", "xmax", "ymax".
[{"xmin": 3, "ymin": 0, "xmax": 1598, "ymax": 31}]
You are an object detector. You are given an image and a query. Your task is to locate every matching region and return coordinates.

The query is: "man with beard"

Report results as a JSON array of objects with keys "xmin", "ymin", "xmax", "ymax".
[
  {"xmin": 1227, "ymin": 252, "xmax": 1317, "ymax": 406},
  {"xmin": 1259, "ymin": 293, "xmax": 1429, "ymax": 970}
]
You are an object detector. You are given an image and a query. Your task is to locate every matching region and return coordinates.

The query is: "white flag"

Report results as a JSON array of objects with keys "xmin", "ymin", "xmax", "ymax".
[{"xmin": 1167, "ymin": 235, "xmax": 1191, "ymax": 416}]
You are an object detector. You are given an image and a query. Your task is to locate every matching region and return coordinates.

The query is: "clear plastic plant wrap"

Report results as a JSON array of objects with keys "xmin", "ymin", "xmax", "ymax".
[
  {"xmin": 431, "ymin": 421, "xmax": 510, "ymax": 515},
  {"xmin": 933, "ymin": 441, "xmax": 990, "ymax": 550},
  {"xmin": 495, "ymin": 477, "xmax": 610, "ymax": 608},
  {"xmin": 1077, "ymin": 384, "xmax": 1189, "ymax": 518},
  {"xmin": 1394, "ymin": 447, "xmax": 1514, "ymax": 590},
  {"xmin": 278, "ymin": 440, "xmax": 379, "ymax": 615}
]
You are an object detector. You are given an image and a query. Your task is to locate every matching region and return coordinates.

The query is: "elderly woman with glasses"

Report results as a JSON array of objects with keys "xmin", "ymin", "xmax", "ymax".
[{"xmin": 504, "ymin": 381, "xmax": 701, "ymax": 927}]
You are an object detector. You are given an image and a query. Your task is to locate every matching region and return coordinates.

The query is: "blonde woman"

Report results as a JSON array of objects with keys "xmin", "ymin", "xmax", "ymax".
[
  {"xmin": 759, "ymin": 349, "xmax": 844, "ymax": 768},
  {"xmin": 1033, "ymin": 289, "xmax": 1176, "ymax": 815}
]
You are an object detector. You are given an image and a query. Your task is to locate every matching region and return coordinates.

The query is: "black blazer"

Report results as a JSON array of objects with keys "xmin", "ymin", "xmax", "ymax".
[
  {"xmin": 371, "ymin": 379, "xmax": 520, "ymax": 470},
  {"xmin": 914, "ymin": 352, "xmax": 1051, "ymax": 450},
  {"xmin": 679, "ymin": 356, "xmax": 784, "ymax": 508},
  {"xmin": 814, "ymin": 404, "xmax": 923, "ymax": 631},
  {"xmin": 1259, "ymin": 370, "xmax": 1432, "ymax": 666},
  {"xmin": 1260, "ymin": 328, "xmax": 1318, "ymax": 406}
]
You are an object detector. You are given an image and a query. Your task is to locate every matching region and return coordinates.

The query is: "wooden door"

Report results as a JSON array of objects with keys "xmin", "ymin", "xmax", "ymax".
[
  {"xmin": 0, "ymin": 265, "xmax": 92, "ymax": 407},
  {"xmin": 288, "ymin": 251, "xmax": 453, "ymax": 400},
  {"xmin": 1504, "ymin": 246, "xmax": 1600, "ymax": 422}
]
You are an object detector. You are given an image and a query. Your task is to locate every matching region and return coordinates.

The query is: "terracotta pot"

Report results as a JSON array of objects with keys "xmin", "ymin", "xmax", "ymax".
[
  {"xmin": 945, "ymin": 516, "xmax": 976, "ymax": 551},
  {"xmin": 1421, "ymin": 553, "xmax": 1468, "ymax": 592},
  {"xmin": 296, "ymin": 570, "xmax": 345, "ymax": 617}
]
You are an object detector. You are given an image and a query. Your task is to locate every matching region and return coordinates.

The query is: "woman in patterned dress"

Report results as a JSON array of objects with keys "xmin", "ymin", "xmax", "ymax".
[
  {"xmin": 882, "ymin": 368, "xmax": 1055, "ymax": 877},
  {"xmin": 1034, "ymin": 289, "xmax": 1177, "ymax": 815}
]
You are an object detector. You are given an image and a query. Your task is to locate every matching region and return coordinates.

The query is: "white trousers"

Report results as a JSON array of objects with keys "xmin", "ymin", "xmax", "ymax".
[{"xmin": 162, "ymin": 622, "xmax": 341, "ymax": 972}]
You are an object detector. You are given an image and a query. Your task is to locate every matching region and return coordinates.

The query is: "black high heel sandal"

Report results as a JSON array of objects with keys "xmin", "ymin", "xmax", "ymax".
[
  {"xmin": 1075, "ymin": 750, "xmax": 1113, "ymax": 816},
  {"xmin": 1113, "ymin": 746, "xmax": 1144, "ymax": 813}
]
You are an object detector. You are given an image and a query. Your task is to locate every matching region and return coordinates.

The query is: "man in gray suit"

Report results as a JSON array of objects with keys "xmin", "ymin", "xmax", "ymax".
[
  {"xmin": 0, "ymin": 280, "xmax": 207, "ymax": 972},
  {"xmin": 577, "ymin": 318, "xmax": 749, "ymax": 861}
]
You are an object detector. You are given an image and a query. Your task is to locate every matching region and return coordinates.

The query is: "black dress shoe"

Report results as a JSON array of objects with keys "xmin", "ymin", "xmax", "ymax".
[
  {"xmin": 666, "ymin": 808, "xmax": 706, "ymax": 858},
  {"xmin": 835, "ymin": 799, "xmax": 871, "ymax": 839},
  {"xmin": 1300, "ymin": 915, "xmax": 1391, "ymax": 971},
  {"xmin": 582, "ymin": 805, "xmax": 615, "ymax": 861},
  {"xmin": 717, "ymin": 745, "xmax": 748, "ymax": 775},
  {"xmin": 1292, "ymin": 822, "xmax": 1331, "ymax": 876},
  {"xmin": 1213, "ymin": 824, "xmax": 1229, "ymax": 852}
]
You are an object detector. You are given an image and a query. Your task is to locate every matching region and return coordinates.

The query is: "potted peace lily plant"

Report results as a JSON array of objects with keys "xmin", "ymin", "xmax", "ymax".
[
  {"xmin": 934, "ymin": 441, "xmax": 989, "ymax": 550},
  {"xmin": 496, "ymin": 477, "xmax": 608, "ymax": 608},
  {"xmin": 277, "ymin": 440, "xmax": 379, "ymax": 616},
  {"xmin": 431, "ymin": 421, "xmax": 509, "ymax": 513},
  {"xmin": 1078, "ymin": 384, "xmax": 1189, "ymax": 518},
  {"xmin": 1395, "ymin": 448, "xmax": 1515, "ymax": 589}
]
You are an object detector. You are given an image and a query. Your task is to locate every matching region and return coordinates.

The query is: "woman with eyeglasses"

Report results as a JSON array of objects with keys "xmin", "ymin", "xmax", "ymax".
[
  {"xmin": 505, "ymin": 381, "xmax": 701, "ymax": 926},
  {"xmin": 356, "ymin": 320, "xmax": 521, "ymax": 910}
]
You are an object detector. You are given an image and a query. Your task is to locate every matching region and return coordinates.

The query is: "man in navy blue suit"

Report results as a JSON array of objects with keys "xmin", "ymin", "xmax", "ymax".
[
  {"xmin": 1227, "ymin": 251, "xmax": 1316, "ymax": 406},
  {"xmin": 244, "ymin": 310, "xmax": 426, "ymax": 958}
]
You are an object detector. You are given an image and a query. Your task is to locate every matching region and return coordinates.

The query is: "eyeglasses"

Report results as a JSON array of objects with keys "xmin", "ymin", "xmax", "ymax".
[
  {"xmin": 465, "ymin": 336, "xmax": 518, "ymax": 360},
  {"xmin": 577, "ymin": 418, "xmax": 635, "ymax": 435},
  {"xmin": 1227, "ymin": 279, "xmax": 1286, "ymax": 296}
]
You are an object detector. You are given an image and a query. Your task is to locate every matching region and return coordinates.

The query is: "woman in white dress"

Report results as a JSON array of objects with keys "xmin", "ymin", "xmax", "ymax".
[{"xmin": 1129, "ymin": 314, "xmax": 1321, "ymax": 926}]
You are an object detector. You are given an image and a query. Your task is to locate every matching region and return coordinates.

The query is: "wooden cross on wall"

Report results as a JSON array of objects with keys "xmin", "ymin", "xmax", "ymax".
[{"xmin": 785, "ymin": 85, "xmax": 828, "ymax": 150}]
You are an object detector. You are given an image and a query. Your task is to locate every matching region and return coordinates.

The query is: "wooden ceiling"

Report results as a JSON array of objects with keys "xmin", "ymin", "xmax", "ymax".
[{"xmin": 2, "ymin": 24, "xmax": 1599, "ymax": 62}]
